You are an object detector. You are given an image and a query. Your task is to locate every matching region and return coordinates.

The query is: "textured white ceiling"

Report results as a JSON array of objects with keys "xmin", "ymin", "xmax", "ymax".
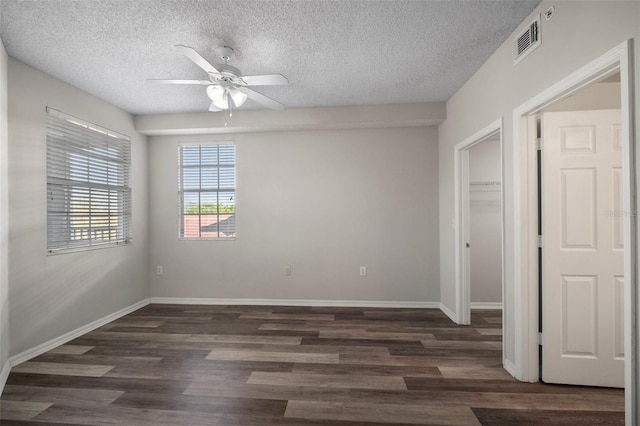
[{"xmin": 0, "ymin": 0, "xmax": 540, "ymax": 115}]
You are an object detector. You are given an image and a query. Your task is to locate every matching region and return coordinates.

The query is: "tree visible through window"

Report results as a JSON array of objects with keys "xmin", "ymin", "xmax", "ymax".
[
  {"xmin": 46, "ymin": 107, "xmax": 131, "ymax": 253},
  {"xmin": 179, "ymin": 143, "xmax": 236, "ymax": 239}
]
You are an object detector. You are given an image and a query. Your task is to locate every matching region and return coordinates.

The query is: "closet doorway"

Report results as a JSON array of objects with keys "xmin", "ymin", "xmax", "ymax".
[
  {"xmin": 454, "ymin": 119, "xmax": 504, "ymax": 356},
  {"xmin": 468, "ymin": 136, "xmax": 502, "ymax": 311}
]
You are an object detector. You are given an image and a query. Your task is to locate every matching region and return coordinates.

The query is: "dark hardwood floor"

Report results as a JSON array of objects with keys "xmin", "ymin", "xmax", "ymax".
[{"xmin": 0, "ymin": 305, "xmax": 624, "ymax": 425}]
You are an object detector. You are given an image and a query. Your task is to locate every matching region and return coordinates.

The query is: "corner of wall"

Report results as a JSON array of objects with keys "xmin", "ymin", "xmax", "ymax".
[
  {"xmin": 0, "ymin": 358, "xmax": 10, "ymax": 395},
  {"xmin": 0, "ymin": 36, "xmax": 11, "ymax": 396},
  {"xmin": 439, "ymin": 302, "xmax": 457, "ymax": 323}
]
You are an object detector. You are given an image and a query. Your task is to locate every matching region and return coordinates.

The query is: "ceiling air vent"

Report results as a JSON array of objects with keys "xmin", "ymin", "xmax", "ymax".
[{"xmin": 513, "ymin": 15, "xmax": 541, "ymax": 65}]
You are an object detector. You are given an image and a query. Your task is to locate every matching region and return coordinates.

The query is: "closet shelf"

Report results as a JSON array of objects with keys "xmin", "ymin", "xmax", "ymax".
[{"xmin": 470, "ymin": 181, "xmax": 501, "ymax": 192}]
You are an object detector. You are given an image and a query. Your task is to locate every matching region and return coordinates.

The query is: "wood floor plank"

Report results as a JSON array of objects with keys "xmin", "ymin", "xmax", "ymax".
[
  {"xmin": 247, "ymin": 371, "xmax": 408, "ymax": 390},
  {"xmin": 11, "ymin": 361, "xmax": 114, "ymax": 377},
  {"xmin": 86, "ymin": 331, "xmax": 192, "ymax": 341},
  {"xmin": 6, "ymin": 372, "xmax": 193, "ymax": 394},
  {"xmin": 338, "ymin": 353, "xmax": 498, "ymax": 368},
  {"xmin": 471, "ymin": 407, "xmax": 624, "ymax": 425},
  {"xmin": 0, "ymin": 400, "xmax": 52, "ymax": 421},
  {"xmin": 239, "ymin": 313, "xmax": 336, "ymax": 321},
  {"xmin": 476, "ymin": 328, "xmax": 503, "ymax": 336},
  {"xmin": 438, "ymin": 366, "xmax": 514, "ymax": 380},
  {"xmin": 302, "ymin": 337, "xmax": 425, "ymax": 348},
  {"xmin": 47, "ymin": 344, "xmax": 95, "ymax": 355},
  {"xmin": 186, "ymin": 334, "xmax": 302, "ymax": 345},
  {"xmin": 292, "ymin": 363, "xmax": 443, "ymax": 378},
  {"xmin": 285, "ymin": 400, "xmax": 481, "ymax": 425},
  {"xmin": 206, "ymin": 348, "xmax": 339, "ymax": 364},
  {"xmin": 421, "ymin": 338, "xmax": 502, "ymax": 349},
  {"xmin": 33, "ymin": 353, "xmax": 163, "ymax": 367},
  {"xmin": 111, "ymin": 392, "xmax": 288, "ymax": 417},
  {"xmin": 216, "ymin": 413, "xmax": 420, "ymax": 426},
  {"xmin": 31, "ymin": 405, "xmax": 222, "ymax": 425},
  {"xmin": 260, "ymin": 343, "xmax": 391, "ymax": 356},
  {"xmin": 259, "ymin": 323, "xmax": 370, "ymax": 332},
  {"xmin": 100, "ymin": 321, "xmax": 164, "ymax": 331},
  {"xmin": 1, "ymin": 384, "xmax": 123, "ymax": 408},
  {"xmin": 183, "ymin": 379, "xmax": 410, "ymax": 404},
  {"xmin": 319, "ymin": 330, "xmax": 436, "ymax": 341}
]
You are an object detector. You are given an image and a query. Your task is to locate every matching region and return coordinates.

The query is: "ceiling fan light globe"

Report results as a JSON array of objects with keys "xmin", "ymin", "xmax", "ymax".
[
  {"xmin": 212, "ymin": 96, "xmax": 229, "ymax": 110},
  {"xmin": 229, "ymin": 87, "xmax": 248, "ymax": 107},
  {"xmin": 206, "ymin": 84, "xmax": 225, "ymax": 102}
]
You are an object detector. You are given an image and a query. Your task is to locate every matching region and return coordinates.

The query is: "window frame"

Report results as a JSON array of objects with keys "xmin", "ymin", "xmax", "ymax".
[
  {"xmin": 46, "ymin": 107, "xmax": 132, "ymax": 255},
  {"xmin": 178, "ymin": 141, "xmax": 236, "ymax": 241}
]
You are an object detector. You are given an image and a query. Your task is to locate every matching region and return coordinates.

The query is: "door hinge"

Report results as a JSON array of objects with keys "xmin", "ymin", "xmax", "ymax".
[
  {"xmin": 536, "ymin": 137, "xmax": 543, "ymax": 151},
  {"xmin": 538, "ymin": 332, "xmax": 543, "ymax": 345},
  {"xmin": 537, "ymin": 235, "xmax": 543, "ymax": 248}
]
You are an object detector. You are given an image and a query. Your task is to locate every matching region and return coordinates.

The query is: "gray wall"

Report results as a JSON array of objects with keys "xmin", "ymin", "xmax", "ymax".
[
  {"xmin": 7, "ymin": 59, "xmax": 149, "ymax": 356},
  {"xmin": 438, "ymin": 1, "xmax": 640, "ymax": 365},
  {"xmin": 149, "ymin": 126, "xmax": 440, "ymax": 303},
  {"xmin": 469, "ymin": 137, "xmax": 501, "ymax": 304},
  {"xmin": 0, "ymin": 40, "xmax": 9, "ymax": 377},
  {"xmin": 546, "ymin": 81, "xmax": 621, "ymax": 112}
]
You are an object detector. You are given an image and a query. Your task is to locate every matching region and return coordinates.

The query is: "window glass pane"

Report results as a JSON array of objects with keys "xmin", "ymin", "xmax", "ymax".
[
  {"xmin": 182, "ymin": 192, "xmax": 200, "ymax": 238},
  {"xmin": 218, "ymin": 191, "xmax": 235, "ymax": 212},
  {"xmin": 219, "ymin": 144, "xmax": 235, "ymax": 165},
  {"xmin": 200, "ymin": 145, "xmax": 219, "ymax": 165},
  {"xmin": 200, "ymin": 192, "xmax": 219, "ymax": 238},
  {"xmin": 201, "ymin": 167, "xmax": 219, "ymax": 189},
  {"xmin": 219, "ymin": 167, "xmax": 235, "ymax": 189},
  {"xmin": 199, "ymin": 192, "xmax": 218, "ymax": 214},
  {"xmin": 181, "ymin": 146, "xmax": 201, "ymax": 166},
  {"xmin": 183, "ymin": 192, "xmax": 200, "ymax": 214},
  {"xmin": 182, "ymin": 167, "xmax": 201, "ymax": 190},
  {"xmin": 218, "ymin": 190, "xmax": 236, "ymax": 237}
]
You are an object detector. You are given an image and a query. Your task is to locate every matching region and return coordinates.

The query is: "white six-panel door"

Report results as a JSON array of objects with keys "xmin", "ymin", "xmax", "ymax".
[{"xmin": 541, "ymin": 109, "xmax": 624, "ymax": 388}]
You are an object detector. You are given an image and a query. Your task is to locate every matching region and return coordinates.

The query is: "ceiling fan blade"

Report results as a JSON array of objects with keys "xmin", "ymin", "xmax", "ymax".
[
  {"xmin": 245, "ymin": 88, "xmax": 285, "ymax": 110},
  {"xmin": 241, "ymin": 74, "xmax": 289, "ymax": 86},
  {"xmin": 175, "ymin": 45, "xmax": 220, "ymax": 74},
  {"xmin": 208, "ymin": 102, "xmax": 222, "ymax": 112},
  {"xmin": 148, "ymin": 79, "xmax": 211, "ymax": 85}
]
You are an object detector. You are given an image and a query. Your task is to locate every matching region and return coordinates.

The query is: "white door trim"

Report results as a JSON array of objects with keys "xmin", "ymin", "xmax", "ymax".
[
  {"xmin": 512, "ymin": 39, "xmax": 636, "ymax": 423},
  {"xmin": 453, "ymin": 119, "xmax": 505, "ymax": 369}
]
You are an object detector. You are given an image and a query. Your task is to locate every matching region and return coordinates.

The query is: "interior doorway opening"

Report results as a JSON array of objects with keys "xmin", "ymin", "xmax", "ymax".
[{"xmin": 454, "ymin": 119, "xmax": 505, "ymax": 363}]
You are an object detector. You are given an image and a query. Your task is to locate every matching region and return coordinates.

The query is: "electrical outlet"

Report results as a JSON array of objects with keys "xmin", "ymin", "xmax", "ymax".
[
  {"xmin": 285, "ymin": 266, "xmax": 292, "ymax": 276},
  {"xmin": 359, "ymin": 266, "xmax": 367, "ymax": 276},
  {"xmin": 156, "ymin": 265, "xmax": 163, "ymax": 275}
]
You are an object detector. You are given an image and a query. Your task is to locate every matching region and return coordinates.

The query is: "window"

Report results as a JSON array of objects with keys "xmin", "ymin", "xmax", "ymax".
[
  {"xmin": 179, "ymin": 143, "xmax": 236, "ymax": 239},
  {"xmin": 46, "ymin": 107, "xmax": 131, "ymax": 253}
]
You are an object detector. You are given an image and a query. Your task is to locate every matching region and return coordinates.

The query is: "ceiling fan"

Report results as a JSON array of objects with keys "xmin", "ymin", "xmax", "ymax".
[{"xmin": 149, "ymin": 45, "xmax": 289, "ymax": 112}]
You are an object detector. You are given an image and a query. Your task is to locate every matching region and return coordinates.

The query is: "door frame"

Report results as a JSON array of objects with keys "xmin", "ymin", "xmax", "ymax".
[
  {"xmin": 453, "ymin": 119, "xmax": 504, "ymax": 343},
  {"xmin": 512, "ymin": 40, "xmax": 636, "ymax": 422}
]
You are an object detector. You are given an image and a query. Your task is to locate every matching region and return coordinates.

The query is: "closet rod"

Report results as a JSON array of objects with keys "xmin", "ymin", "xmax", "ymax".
[{"xmin": 469, "ymin": 180, "xmax": 501, "ymax": 186}]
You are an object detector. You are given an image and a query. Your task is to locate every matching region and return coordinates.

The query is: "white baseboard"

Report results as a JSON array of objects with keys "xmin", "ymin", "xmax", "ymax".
[
  {"xmin": 504, "ymin": 358, "xmax": 517, "ymax": 378},
  {"xmin": 470, "ymin": 302, "xmax": 503, "ymax": 310},
  {"xmin": 149, "ymin": 297, "xmax": 440, "ymax": 309},
  {"xmin": 0, "ymin": 359, "xmax": 10, "ymax": 395},
  {"xmin": 9, "ymin": 298, "xmax": 150, "ymax": 367},
  {"xmin": 439, "ymin": 303, "xmax": 457, "ymax": 322}
]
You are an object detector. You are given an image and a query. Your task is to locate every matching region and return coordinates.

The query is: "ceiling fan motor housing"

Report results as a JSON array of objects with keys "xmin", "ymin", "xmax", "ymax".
[{"xmin": 209, "ymin": 64, "xmax": 244, "ymax": 84}]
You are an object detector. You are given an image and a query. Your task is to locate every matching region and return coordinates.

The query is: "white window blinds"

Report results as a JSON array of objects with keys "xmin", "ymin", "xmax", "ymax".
[
  {"xmin": 46, "ymin": 107, "xmax": 132, "ymax": 253},
  {"xmin": 179, "ymin": 143, "xmax": 236, "ymax": 239}
]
